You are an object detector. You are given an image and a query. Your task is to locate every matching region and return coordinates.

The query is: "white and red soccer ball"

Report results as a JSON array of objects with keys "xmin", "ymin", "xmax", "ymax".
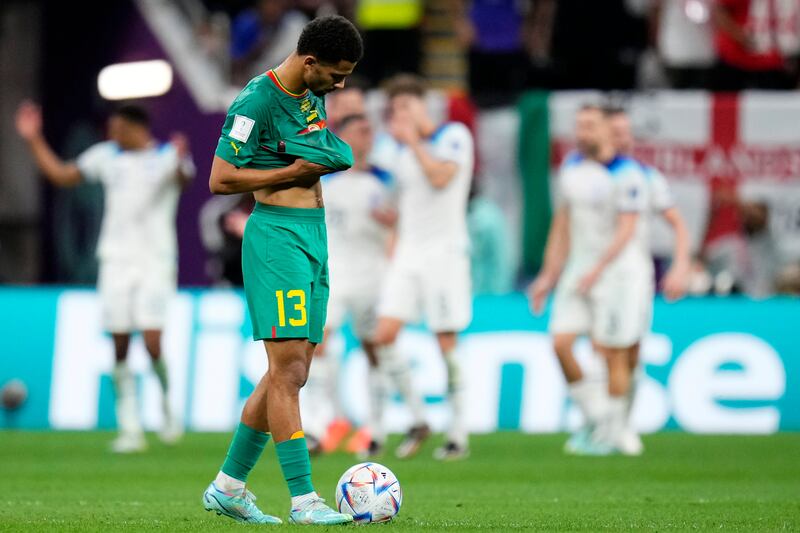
[{"xmin": 335, "ymin": 462, "xmax": 402, "ymax": 524}]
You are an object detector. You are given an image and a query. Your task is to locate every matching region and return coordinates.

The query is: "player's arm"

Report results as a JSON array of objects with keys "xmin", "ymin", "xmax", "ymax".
[
  {"xmin": 15, "ymin": 101, "xmax": 82, "ymax": 187},
  {"xmin": 409, "ymin": 142, "xmax": 458, "ymax": 189},
  {"xmin": 660, "ymin": 206, "xmax": 691, "ymax": 301},
  {"xmin": 578, "ymin": 167, "xmax": 647, "ymax": 294},
  {"xmin": 371, "ymin": 205, "xmax": 398, "ymax": 227},
  {"xmin": 390, "ymin": 116, "xmax": 458, "ymax": 189},
  {"xmin": 649, "ymin": 168, "xmax": 690, "ymax": 300},
  {"xmin": 578, "ymin": 212, "xmax": 639, "ymax": 294},
  {"xmin": 170, "ymin": 132, "xmax": 197, "ymax": 189},
  {"xmin": 209, "ymin": 156, "xmax": 332, "ymax": 195},
  {"xmin": 528, "ymin": 206, "xmax": 570, "ymax": 314}
]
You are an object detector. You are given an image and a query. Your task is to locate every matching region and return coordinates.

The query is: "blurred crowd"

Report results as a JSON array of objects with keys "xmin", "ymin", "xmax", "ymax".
[
  {"xmin": 6, "ymin": 0, "xmax": 800, "ymax": 301},
  {"xmin": 191, "ymin": 0, "xmax": 800, "ymax": 100},
  {"xmin": 694, "ymin": 194, "xmax": 800, "ymax": 298}
]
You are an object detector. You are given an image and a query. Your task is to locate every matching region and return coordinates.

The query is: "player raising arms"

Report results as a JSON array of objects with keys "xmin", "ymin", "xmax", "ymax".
[
  {"xmin": 372, "ymin": 74, "xmax": 475, "ymax": 461},
  {"xmin": 15, "ymin": 102, "xmax": 193, "ymax": 453},
  {"xmin": 202, "ymin": 16, "xmax": 362, "ymax": 525},
  {"xmin": 528, "ymin": 104, "xmax": 650, "ymax": 455}
]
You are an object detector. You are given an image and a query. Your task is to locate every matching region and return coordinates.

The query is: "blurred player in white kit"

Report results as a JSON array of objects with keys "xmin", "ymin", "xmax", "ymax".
[
  {"xmin": 15, "ymin": 101, "xmax": 195, "ymax": 453},
  {"xmin": 309, "ymin": 113, "xmax": 396, "ymax": 457},
  {"xmin": 602, "ymin": 106, "xmax": 691, "ymax": 454},
  {"xmin": 528, "ymin": 104, "xmax": 650, "ymax": 455},
  {"xmin": 371, "ymin": 74, "xmax": 474, "ymax": 460}
]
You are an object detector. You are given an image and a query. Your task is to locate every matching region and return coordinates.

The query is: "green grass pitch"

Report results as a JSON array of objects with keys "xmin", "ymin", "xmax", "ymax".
[{"xmin": 2, "ymin": 431, "xmax": 799, "ymax": 531}]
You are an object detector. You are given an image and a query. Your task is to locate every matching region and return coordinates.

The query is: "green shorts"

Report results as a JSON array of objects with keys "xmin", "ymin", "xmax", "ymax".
[{"xmin": 242, "ymin": 203, "xmax": 329, "ymax": 344}]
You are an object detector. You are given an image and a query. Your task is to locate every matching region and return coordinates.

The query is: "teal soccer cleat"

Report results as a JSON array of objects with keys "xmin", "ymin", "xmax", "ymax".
[
  {"xmin": 203, "ymin": 482, "xmax": 283, "ymax": 524},
  {"xmin": 289, "ymin": 496, "xmax": 354, "ymax": 525},
  {"xmin": 563, "ymin": 427, "xmax": 591, "ymax": 455}
]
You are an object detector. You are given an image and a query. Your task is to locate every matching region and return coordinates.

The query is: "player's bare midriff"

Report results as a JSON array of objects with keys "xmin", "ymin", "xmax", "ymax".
[{"xmin": 253, "ymin": 180, "xmax": 324, "ymax": 209}]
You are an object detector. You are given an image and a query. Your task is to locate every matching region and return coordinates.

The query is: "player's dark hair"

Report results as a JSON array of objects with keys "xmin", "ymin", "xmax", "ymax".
[
  {"xmin": 112, "ymin": 104, "xmax": 150, "ymax": 127},
  {"xmin": 578, "ymin": 103, "xmax": 604, "ymax": 114},
  {"xmin": 297, "ymin": 15, "xmax": 363, "ymax": 64},
  {"xmin": 383, "ymin": 73, "xmax": 427, "ymax": 99},
  {"xmin": 602, "ymin": 105, "xmax": 627, "ymax": 118},
  {"xmin": 336, "ymin": 113, "xmax": 368, "ymax": 132}
]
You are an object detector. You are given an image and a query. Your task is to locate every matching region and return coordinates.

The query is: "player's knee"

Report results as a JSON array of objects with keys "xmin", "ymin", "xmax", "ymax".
[
  {"xmin": 553, "ymin": 335, "xmax": 574, "ymax": 359},
  {"xmin": 270, "ymin": 357, "xmax": 309, "ymax": 390},
  {"xmin": 374, "ymin": 325, "xmax": 398, "ymax": 346},
  {"xmin": 436, "ymin": 332, "xmax": 457, "ymax": 354}
]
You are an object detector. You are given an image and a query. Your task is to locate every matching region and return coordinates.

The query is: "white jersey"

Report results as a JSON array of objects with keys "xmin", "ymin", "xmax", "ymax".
[
  {"xmin": 635, "ymin": 162, "xmax": 675, "ymax": 256},
  {"xmin": 77, "ymin": 141, "xmax": 192, "ymax": 263},
  {"xmin": 372, "ymin": 122, "xmax": 474, "ymax": 253},
  {"xmin": 558, "ymin": 153, "xmax": 650, "ymax": 276},
  {"xmin": 643, "ymin": 163, "xmax": 674, "ymax": 214},
  {"xmin": 322, "ymin": 167, "xmax": 392, "ymax": 286}
]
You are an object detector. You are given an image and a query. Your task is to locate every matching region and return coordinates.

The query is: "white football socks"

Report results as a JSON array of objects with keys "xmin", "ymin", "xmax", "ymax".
[
  {"xmin": 377, "ymin": 344, "xmax": 426, "ymax": 426},
  {"xmin": 443, "ymin": 348, "xmax": 467, "ymax": 447},
  {"xmin": 603, "ymin": 396, "xmax": 627, "ymax": 448},
  {"xmin": 623, "ymin": 369, "xmax": 640, "ymax": 423},
  {"xmin": 214, "ymin": 471, "xmax": 245, "ymax": 493},
  {"xmin": 568, "ymin": 379, "xmax": 608, "ymax": 428},
  {"xmin": 291, "ymin": 491, "xmax": 320, "ymax": 510},
  {"xmin": 112, "ymin": 362, "xmax": 143, "ymax": 437}
]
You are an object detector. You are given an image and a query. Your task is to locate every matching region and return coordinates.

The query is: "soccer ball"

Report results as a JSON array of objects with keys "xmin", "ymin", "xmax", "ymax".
[
  {"xmin": 1, "ymin": 379, "xmax": 28, "ymax": 411},
  {"xmin": 335, "ymin": 462, "xmax": 402, "ymax": 524}
]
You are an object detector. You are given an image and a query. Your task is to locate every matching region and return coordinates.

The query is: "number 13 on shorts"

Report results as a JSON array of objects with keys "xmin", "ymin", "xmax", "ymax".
[{"xmin": 275, "ymin": 289, "xmax": 307, "ymax": 327}]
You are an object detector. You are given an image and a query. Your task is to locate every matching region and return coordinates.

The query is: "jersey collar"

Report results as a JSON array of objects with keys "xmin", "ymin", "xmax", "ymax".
[{"xmin": 267, "ymin": 69, "xmax": 309, "ymax": 98}]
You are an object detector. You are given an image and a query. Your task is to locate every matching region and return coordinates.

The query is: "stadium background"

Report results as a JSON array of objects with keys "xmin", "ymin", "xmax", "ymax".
[{"xmin": 1, "ymin": 2, "xmax": 799, "ymax": 436}]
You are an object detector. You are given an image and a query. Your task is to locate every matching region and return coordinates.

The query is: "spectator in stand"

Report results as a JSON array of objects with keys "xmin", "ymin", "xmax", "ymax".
[
  {"xmin": 738, "ymin": 199, "xmax": 779, "ymax": 297},
  {"xmin": 452, "ymin": 0, "xmax": 533, "ymax": 106},
  {"xmin": 776, "ymin": 263, "xmax": 800, "ymax": 294},
  {"xmin": 548, "ymin": 0, "xmax": 647, "ymax": 89},
  {"xmin": 711, "ymin": 0, "xmax": 800, "ymax": 90},
  {"xmin": 355, "ymin": 0, "xmax": 424, "ymax": 86},
  {"xmin": 650, "ymin": 0, "xmax": 716, "ymax": 88},
  {"xmin": 704, "ymin": 198, "xmax": 779, "ymax": 298},
  {"xmin": 230, "ymin": 0, "xmax": 308, "ymax": 85}
]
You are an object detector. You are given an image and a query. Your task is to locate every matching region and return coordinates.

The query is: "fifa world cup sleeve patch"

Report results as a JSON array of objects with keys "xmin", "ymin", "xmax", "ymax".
[{"xmin": 230, "ymin": 115, "xmax": 256, "ymax": 143}]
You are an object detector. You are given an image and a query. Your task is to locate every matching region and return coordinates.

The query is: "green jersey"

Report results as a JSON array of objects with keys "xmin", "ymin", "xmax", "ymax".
[{"xmin": 215, "ymin": 69, "xmax": 353, "ymax": 171}]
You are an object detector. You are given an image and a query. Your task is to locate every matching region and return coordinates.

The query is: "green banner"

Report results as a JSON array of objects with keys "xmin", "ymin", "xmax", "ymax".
[{"xmin": 517, "ymin": 91, "xmax": 552, "ymax": 275}]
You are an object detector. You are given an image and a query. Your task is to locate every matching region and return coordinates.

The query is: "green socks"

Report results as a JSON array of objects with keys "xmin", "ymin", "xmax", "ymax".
[
  {"xmin": 219, "ymin": 425, "xmax": 313, "ymax": 495},
  {"xmin": 275, "ymin": 435, "xmax": 314, "ymax": 497},
  {"xmin": 220, "ymin": 423, "xmax": 271, "ymax": 481}
]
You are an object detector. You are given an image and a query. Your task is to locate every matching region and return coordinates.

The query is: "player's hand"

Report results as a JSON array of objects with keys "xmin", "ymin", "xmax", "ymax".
[
  {"xmin": 15, "ymin": 100, "xmax": 43, "ymax": 141},
  {"xmin": 288, "ymin": 158, "xmax": 333, "ymax": 182},
  {"xmin": 577, "ymin": 268, "xmax": 601, "ymax": 296},
  {"xmin": 662, "ymin": 265, "xmax": 690, "ymax": 302},
  {"xmin": 223, "ymin": 210, "xmax": 249, "ymax": 239},
  {"xmin": 388, "ymin": 114, "xmax": 419, "ymax": 146},
  {"xmin": 527, "ymin": 275, "xmax": 554, "ymax": 315},
  {"xmin": 370, "ymin": 206, "xmax": 398, "ymax": 227},
  {"xmin": 170, "ymin": 132, "xmax": 190, "ymax": 159}
]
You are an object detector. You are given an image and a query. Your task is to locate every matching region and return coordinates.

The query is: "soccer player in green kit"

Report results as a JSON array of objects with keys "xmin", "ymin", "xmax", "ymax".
[{"xmin": 202, "ymin": 16, "xmax": 363, "ymax": 525}]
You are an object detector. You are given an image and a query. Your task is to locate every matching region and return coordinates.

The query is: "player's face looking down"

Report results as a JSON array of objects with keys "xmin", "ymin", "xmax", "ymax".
[
  {"xmin": 302, "ymin": 56, "xmax": 356, "ymax": 96},
  {"xmin": 107, "ymin": 116, "xmax": 149, "ymax": 150},
  {"xmin": 608, "ymin": 113, "xmax": 634, "ymax": 155},
  {"xmin": 574, "ymin": 108, "xmax": 609, "ymax": 159}
]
